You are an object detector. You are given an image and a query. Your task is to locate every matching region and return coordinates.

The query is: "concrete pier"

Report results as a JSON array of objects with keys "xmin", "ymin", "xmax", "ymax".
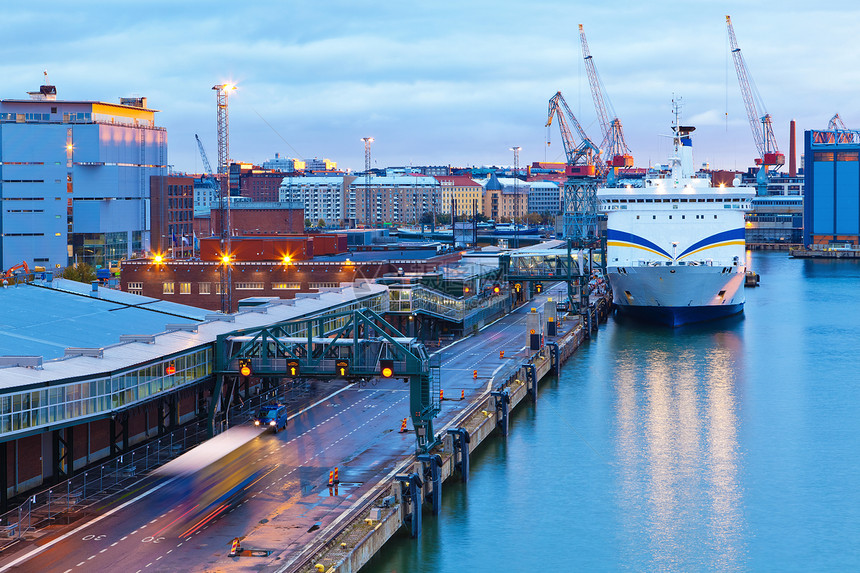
[{"xmin": 295, "ymin": 296, "xmax": 610, "ymax": 573}]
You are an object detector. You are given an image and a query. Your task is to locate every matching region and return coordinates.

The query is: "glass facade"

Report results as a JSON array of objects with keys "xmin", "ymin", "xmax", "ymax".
[{"xmin": 0, "ymin": 348, "xmax": 212, "ymax": 436}]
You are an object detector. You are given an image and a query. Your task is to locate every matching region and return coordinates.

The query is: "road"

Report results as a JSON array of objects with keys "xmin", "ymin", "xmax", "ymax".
[{"xmin": 0, "ymin": 288, "xmax": 569, "ymax": 573}]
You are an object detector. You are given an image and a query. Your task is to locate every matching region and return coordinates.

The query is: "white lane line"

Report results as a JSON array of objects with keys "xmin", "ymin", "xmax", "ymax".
[
  {"xmin": 120, "ymin": 536, "xmax": 128, "ymax": 541},
  {"xmin": 111, "ymin": 542, "xmax": 118, "ymax": 547},
  {"xmin": 0, "ymin": 476, "xmax": 179, "ymax": 573},
  {"xmin": 99, "ymin": 548, "xmax": 108, "ymax": 553},
  {"xmin": 76, "ymin": 565, "xmax": 85, "ymax": 569},
  {"xmin": 87, "ymin": 556, "xmax": 96, "ymax": 560}
]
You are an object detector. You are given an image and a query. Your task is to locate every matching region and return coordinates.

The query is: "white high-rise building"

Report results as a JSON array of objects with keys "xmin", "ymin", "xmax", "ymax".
[
  {"xmin": 279, "ymin": 176, "xmax": 346, "ymax": 226},
  {"xmin": 0, "ymin": 82, "xmax": 166, "ymax": 270}
]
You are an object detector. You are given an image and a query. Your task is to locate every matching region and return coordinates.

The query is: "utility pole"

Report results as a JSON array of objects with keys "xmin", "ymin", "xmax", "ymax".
[
  {"xmin": 361, "ymin": 137, "xmax": 373, "ymax": 228},
  {"xmin": 213, "ymin": 83, "xmax": 236, "ymax": 313}
]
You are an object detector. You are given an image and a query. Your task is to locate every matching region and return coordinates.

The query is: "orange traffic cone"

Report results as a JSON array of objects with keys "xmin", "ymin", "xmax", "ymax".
[
  {"xmin": 399, "ymin": 418, "xmax": 408, "ymax": 433},
  {"xmin": 333, "ymin": 467, "xmax": 340, "ymax": 484}
]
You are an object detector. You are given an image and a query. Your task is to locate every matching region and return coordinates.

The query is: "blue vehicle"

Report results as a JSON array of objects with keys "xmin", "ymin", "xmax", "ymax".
[{"xmin": 254, "ymin": 403, "xmax": 288, "ymax": 432}]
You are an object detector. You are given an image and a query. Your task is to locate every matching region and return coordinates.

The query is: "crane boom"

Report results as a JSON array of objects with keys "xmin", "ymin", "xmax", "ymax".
[
  {"xmin": 578, "ymin": 24, "xmax": 632, "ymax": 168},
  {"xmin": 726, "ymin": 15, "xmax": 783, "ymax": 168},
  {"xmin": 546, "ymin": 91, "xmax": 604, "ymax": 175},
  {"xmin": 195, "ymin": 134, "xmax": 215, "ymax": 177}
]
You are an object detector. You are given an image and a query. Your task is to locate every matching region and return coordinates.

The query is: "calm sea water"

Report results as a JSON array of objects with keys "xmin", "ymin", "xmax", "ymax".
[{"xmin": 364, "ymin": 252, "xmax": 860, "ymax": 572}]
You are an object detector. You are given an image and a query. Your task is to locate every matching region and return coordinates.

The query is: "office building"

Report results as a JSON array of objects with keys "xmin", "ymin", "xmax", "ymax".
[{"xmin": 0, "ymin": 82, "xmax": 166, "ymax": 269}]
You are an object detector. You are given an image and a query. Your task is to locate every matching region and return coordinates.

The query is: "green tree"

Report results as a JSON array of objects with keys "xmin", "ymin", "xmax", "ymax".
[
  {"xmin": 62, "ymin": 263, "xmax": 97, "ymax": 284},
  {"xmin": 317, "ymin": 219, "xmax": 326, "ymax": 228}
]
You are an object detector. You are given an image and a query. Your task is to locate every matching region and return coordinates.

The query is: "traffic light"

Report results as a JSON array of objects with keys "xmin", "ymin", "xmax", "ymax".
[
  {"xmin": 493, "ymin": 284, "xmax": 501, "ymax": 294},
  {"xmin": 535, "ymin": 283, "xmax": 543, "ymax": 294},
  {"xmin": 515, "ymin": 283, "xmax": 521, "ymax": 293},
  {"xmin": 380, "ymin": 359, "xmax": 394, "ymax": 378},
  {"xmin": 238, "ymin": 359, "xmax": 251, "ymax": 377},
  {"xmin": 286, "ymin": 359, "xmax": 300, "ymax": 378},
  {"xmin": 336, "ymin": 359, "xmax": 349, "ymax": 377}
]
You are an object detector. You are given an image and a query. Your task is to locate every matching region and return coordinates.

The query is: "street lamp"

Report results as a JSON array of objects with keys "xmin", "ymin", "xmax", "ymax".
[{"xmin": 510, "ymin": 146, "xmax": 522, "ymax": 248}]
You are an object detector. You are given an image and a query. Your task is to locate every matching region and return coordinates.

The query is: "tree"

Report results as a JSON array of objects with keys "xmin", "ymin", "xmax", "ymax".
[
  {"xmin": 526, "ymin": 213, "xmax": 542, "ymax": 226},
  {"xmin": 304, "ymin": 218, "xmax": 312, "ymax": 228},
  {"xmin": 62, "ymin": 263, "xmax": 97, "ymax": 284},
  {"xmin": 317, "ymin": 219, "xmax": 326, "ymax": 228}
]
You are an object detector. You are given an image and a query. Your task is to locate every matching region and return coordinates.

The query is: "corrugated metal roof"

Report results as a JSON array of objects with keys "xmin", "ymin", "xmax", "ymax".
[{"xmin": 0, "ymin": 280, "xmax": 387, "ymax": 390}]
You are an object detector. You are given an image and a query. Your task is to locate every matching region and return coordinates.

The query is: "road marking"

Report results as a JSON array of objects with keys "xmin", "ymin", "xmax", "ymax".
[
  {"xmin": 0, "ymin": 476, "xmax": 179, "ymax": 573},
  {"xmin": 87, "ymin": 556, "xmax": 96, "ymax": 560},
  {"xmin": 156, "ymin": 556, "xmax": 162, "ymax": 561},
  {"xmin": 99, "ymin": 548, "xmax": 108, "ymax": 553},
  {"xmin": 76, "ymin": 564, "xmax": 85, "ymax": 568},
  {"xmin": 111, "ymin": 542, "xmax": 118, "ymax": 547},
  {"xmin": 121, "ymin": 536, "xmax": 128, "ymax": 541}
]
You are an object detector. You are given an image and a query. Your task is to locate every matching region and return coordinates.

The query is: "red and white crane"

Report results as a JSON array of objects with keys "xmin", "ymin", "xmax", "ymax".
[
  {"xmin": 578, "ymin": 24, "xmax": 632, "ymax": 169},
  {"xmin": 726, "ymin": 15, "xmax": 785, "ymax": 171},
  {"xmin": 546, "ymin": 91, "xmax": 605, "ymax": 177}
]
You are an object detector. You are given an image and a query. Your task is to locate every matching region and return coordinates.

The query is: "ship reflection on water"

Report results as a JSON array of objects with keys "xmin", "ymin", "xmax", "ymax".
[{"xmin": 613, "ymin": 326, "xmax": 745, "ymax": 571}]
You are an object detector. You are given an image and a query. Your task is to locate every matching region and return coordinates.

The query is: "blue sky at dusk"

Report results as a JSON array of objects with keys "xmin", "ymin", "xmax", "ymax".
[{"xmin": 2, "ymin": 1, "xmax": 857, "ymax": 173}]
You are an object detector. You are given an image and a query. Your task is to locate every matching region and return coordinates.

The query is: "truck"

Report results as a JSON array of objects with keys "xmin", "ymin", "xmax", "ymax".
[{"xmin": 254, "ymin": 403, "xmax": 288, "ymax": 433}]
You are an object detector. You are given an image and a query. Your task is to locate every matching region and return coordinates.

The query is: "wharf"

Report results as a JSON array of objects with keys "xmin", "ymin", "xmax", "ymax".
[
  {"xmin": 291, "ymin": 293, "xmax": 612, "ymax": 573},
  {"xmin": 790, "ymin": 247, "xmax": 860, "ymax": 258}
]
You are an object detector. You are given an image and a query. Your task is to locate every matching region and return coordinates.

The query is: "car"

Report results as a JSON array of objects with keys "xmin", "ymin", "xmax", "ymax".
[
  {"xmin": 254, "ymin": 403, "xmax": 288, "ymax": 433},
  {"xmin": 556, "ymin": 300, "xmax": 569, "ymax": 312}
]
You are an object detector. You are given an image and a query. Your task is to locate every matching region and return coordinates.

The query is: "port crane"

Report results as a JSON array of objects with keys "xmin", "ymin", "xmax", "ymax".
[
  {"xmin": 578, "ymin": 24, "xmax": 633, "ymax": 175},
  {"xmin": 726, "ymin": 15, "xmax": 785, "ymax": 195},
  {"xmin": 546, "ymin": 91, "xmax": 605, "ymax": 177},
  {"xmin": 545, "ymin": 91, "xmax": 603, "ymax": 331}
]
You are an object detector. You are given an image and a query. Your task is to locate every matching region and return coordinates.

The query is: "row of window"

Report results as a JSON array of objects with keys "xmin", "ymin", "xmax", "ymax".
[
  {"xmin": 150, "ymin": 280, "xmax": 344, "ymax": 295},
  {"xmin": 0, "ymin": 348, "xmax": 211, "ymax": 435}
]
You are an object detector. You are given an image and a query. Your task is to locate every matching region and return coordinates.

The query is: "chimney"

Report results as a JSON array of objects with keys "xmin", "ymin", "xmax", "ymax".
[{"xmin": 789, "ymin": 119, "xmax": 797, "ymax": 177}]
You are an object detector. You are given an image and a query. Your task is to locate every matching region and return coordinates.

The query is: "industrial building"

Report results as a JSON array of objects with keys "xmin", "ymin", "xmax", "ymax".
[
  {"xmin": 0, "ymin": 79, "xmax": 166, "ymax": 270},
  {"xmin": 803, "ymin": 128, "xmax": 860, "ymax": 247}
]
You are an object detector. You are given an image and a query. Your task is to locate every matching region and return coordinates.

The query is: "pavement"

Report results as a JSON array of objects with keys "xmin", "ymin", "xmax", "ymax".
[{"xmin": 0, "ymin": 287, "xmax": 570, "ymax": 573}]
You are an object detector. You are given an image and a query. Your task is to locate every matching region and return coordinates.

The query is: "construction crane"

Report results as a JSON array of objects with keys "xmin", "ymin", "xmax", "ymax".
[
  {"xmin": 578, "ymin": 24, "xmax": 632, "ymax": 172},
  {"xmin": 726, "ymin": 15, "xmax": 785, "ymax": 192},
  {"xmin": 546, "ymin": 91, "xmax": 605, "ymax": 176},
  {"xmin": 196, "ymin": 130, "xmax": 231, "ymax": 313}
]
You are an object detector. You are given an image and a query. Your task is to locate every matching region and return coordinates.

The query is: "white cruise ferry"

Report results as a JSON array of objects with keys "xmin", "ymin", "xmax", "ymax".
[{"xmin": 599, "ymin": 110, "xmax": 753, "ymax": 327}]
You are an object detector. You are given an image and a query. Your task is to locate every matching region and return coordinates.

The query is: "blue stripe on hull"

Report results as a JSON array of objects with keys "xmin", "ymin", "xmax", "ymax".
[{"xmin": 615, "ymin": 303, "xmax": 744, "ymax": 327}]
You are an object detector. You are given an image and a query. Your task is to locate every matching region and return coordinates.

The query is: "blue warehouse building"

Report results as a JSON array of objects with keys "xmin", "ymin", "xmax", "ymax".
[
  {"xmin": 804, "ymin": 129, "xmax": 860, "ymax": 247},
  {"xmin": 0, "ymin": 80, "xmax": 167, "ymax": 270}
]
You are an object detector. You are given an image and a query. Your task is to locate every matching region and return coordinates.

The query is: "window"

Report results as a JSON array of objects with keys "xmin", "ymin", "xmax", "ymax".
[
  {"xmin": 163, "ymin": 282, "xmax": 174, "ymax": 294},
  {"xmin": 199, "ymin": 282, "xmax": 211, "ymax": 294},
  {"xmin": 272, "ymin": 282, "xmax": 301, "ymax": 290},
  {"xmin": 128, "ymin": 282, "xmax": 143, "ymax": 291},
  {"xmin": 235, "ymin": 282, "xmax": 264, "ymax": 290},
  {"xmin": 309, "ymin": 282, "xmax": 339, "ymax": 289},
  {"xmin": 179, "ymin": 282, "xmax": 191, "ymax": 294}
]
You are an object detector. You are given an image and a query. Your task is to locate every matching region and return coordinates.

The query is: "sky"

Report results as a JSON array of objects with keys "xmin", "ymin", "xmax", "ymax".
[{"xmin": 2, "ymin": 1, "xmax": 859, "ymax": 174}]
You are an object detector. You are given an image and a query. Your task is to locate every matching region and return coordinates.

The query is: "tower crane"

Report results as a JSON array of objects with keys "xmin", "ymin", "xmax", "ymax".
[
  {"xmin": 578, "ymin": 24, "xmax": 632, "ymax": 171},
  {"xmin": 726, "ymin": 15, "xmax": 785, "ymax": 194},
  {"xmin": 195, "ymin": 131, "xmax": 231, "ymax": 313},
  {"xmin": 546, "ymin": 91, "xmax": 605, "ymax": 176}
]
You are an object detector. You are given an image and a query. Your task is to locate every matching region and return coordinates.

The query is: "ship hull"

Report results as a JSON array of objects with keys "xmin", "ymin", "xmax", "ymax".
[{"xmin": 607, "ymin": 265, "xmax": 745, "ymax": 327}]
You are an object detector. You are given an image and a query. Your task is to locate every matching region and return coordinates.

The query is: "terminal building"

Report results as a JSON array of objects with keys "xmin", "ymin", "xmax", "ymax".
[
  {"xmin": 0, "ymin": 80, "xmax": 167, "ymax": 270},
  {"xmin": 0, "ymin": 276, "xmax": 388, "ymax": 510},
  {"xmin": 803, "ymin": 129, "xmax": 860, "ymax": 246}
]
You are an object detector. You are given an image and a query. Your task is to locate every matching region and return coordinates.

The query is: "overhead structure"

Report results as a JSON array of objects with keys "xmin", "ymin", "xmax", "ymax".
[
  {"xmin": 215, "ymin": 309, "xmax": 441, "ymax": 452},
  {"xmin": 726, "ymin": 15, "xmax": 785, "ymax": 188},
  {"xmin": 578, "ymin": 24, "xmax": 632, "ymax": 170},
  {"xmin": 546, "ymin": 91, "xmax": 604, "ymax": 176},
  {"xmin": 212, "ymin": 84, "xmax": 236, "ymax": 176}
]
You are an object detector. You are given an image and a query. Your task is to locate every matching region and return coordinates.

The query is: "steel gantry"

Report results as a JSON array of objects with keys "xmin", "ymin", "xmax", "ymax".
[{"xmin": 213, "ymin": 309, "xmax": 442, "ymax": 452}]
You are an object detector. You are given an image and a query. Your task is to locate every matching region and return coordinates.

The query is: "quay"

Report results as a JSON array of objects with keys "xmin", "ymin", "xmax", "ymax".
[
  {"xmin": 285, "ymin": 292, "xmax": 611, "ymax": 573},
  {"xmin": 0, "ymin": 256, "xmax": 611, "ymax": 573}
]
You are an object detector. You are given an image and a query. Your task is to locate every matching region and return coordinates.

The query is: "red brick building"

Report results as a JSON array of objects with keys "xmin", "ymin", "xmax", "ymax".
[
  {"xmin": 151, "ymin": 175, "xmax": 195, "ymax": 257},
  {"xmin": 194, "ymin": 202, "xmax": 305, "ymax": 238}
]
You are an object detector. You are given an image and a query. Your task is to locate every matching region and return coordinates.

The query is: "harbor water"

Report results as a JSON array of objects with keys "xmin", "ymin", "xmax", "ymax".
[{"xmin": 364, "ymin": 252, "xmax": 860, "ymax": 572}]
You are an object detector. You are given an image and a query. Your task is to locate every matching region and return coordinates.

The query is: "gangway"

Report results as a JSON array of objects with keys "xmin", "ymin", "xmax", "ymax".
[{"xmin": 214, "ymin": 309, "xmax": 441, "ymax": 452}]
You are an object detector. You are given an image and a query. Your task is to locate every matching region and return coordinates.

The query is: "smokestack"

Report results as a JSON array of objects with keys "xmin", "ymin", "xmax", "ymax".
[{"xmin": 789, "ymin": 119, "xmax": 797, "ymax": 177}]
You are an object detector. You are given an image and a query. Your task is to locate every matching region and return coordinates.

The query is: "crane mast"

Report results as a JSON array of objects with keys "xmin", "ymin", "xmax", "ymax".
[
  {"xmin": 726, "ymin": 15, "xmax": 784, "ymax": 171},
  {"xmin": 578, "ymin": 24, "xmax": 632, "ymax": 169}
]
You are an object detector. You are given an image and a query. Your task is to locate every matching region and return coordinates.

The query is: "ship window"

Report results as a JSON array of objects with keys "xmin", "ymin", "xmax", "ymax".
[
  {"xmin": 678, "ymin": 261, "xmax": 686, "ymax": 265},
  {"xmin": 714, "ymin": 215, "xmax": 718, "ymax": 219},
  {"xmin": 682, "ymin": 215, "xmax": 685, "ymax": 219},
  {"xmin": 669, "ymin": 215, "xmax": 672, "ymax": 219},
  {"xmin": 636, "ymin": 215, "xmax": 640, "ymax": 219},
  {"xmin": 652, "ymin": 215, "xmax": 656, "ymax": 220}
]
